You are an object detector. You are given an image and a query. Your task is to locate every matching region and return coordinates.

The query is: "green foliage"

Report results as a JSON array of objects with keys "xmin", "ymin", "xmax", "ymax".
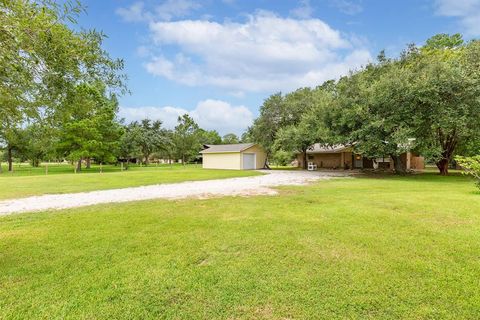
[
  {"xmin": 57, "ymin": 83, "xmax": 122, "ymax": 168},
  {"xmin": 118, "ymin": 123, "xmax": 142, "ymax": 166},
  {"xmin": 249, "ymin": 93, "xmax": 289, "ymax": 155},
  {"xmin": 14, "ymin": 123, "xmax": 57, "ymax": 167},
  {"xmin": 280, "ymin": 33, "xmax": 480, "ymax": 175},
  {"xmin": 127, "ymin": 119, "xmax": 171, "ymax": 165},
  {"xmin": 222, "ymin": 133, "xmax": 239, "ymax": 144},
  {"xmin": 271, "ymin": 150, "xmax": 293, "ymax": 166},
  {"xmin": 456, "ymin": 156, "xmax": 480, "ymax": 190},
  {"xmin": 248, "ymin": 33, "xmax": 480, "ymax": 175},
  {"xmin": 424, "ymin": 33, "xmax": 464, "ymax": 49},
  {"xmin": 197, "ymin": 129, "xmax": 222, "ymax": 145},
  {"xmin": 250, "ymin": 86, "xmax": 332, "ymax": 168},
  {"xmin": 174, "ymin": 114, "xmax": 201, "ymax": 164},
  {"xmin": 0, "ymin": 0, "xmax": 125, "ymax": 171}
]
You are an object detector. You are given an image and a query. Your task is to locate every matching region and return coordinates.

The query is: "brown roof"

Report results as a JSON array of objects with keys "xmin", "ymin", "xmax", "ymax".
[
  {"xmin": 306, "ymin": 144, "xmax": 351, "ymax": 154},
  {"xmin": 200, "ymin": 143, "xmax": 257, "ymax": 154}
]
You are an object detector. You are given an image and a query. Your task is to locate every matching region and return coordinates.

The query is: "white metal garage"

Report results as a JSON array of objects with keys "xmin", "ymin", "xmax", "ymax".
[{"xmin": 200, "ymin": 143, "xmax": 267, "ymax": 170}]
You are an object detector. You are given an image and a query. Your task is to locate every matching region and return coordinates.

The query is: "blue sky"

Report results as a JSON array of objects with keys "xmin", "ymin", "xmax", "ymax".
[{"xmin": 76, "ymin": 0, "xmax": 480, "ymax": 135}]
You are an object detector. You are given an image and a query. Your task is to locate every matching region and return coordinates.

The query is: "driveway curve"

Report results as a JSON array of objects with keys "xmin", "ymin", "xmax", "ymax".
[{"xmin": 0, "ymin": 170, "xmax": 351, "ymax": 216}]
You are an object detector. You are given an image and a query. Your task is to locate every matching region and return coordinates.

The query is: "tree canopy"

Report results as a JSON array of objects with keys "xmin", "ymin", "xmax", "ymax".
[{"xmin": 249, "ymin": 34, "xmax": 480, "ymax": 174}]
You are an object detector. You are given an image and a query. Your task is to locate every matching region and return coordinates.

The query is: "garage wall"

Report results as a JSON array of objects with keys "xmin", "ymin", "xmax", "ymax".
[
  {"xmin": 202, "ymin": 153, "xmax": 241, "ymax": 170},
  {"xmin": 242, "ymin": 145, "xmax": 267, "ymax": 169}
]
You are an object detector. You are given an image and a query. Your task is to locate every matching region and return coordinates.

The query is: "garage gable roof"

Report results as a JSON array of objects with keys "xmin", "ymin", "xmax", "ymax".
[{"xmin": 200, "ymin": 143, "xmax": 257, "ymax": 154}]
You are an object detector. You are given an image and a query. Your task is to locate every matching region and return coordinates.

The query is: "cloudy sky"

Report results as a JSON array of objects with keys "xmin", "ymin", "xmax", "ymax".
[{"xmin": 77, "ymin": 0, "xmax": 480, "ymax": 135}]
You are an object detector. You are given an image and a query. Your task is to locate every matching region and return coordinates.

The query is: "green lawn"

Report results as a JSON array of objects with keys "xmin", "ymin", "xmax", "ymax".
[
  {"xmin": 0, "ymin": 164, "xmax": 261, "ymax": 200},
  {"xmin": 1, "ymin": 173, "xmax": 479, "ymax": 319},
  {"xmin": 0, "ymin": 162, "xmax": 202, "ymax": 176}
]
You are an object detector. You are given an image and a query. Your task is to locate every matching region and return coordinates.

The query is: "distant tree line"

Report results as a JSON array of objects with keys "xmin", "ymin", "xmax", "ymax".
[{"xmin": 246, "ymin": 34, "xmax": 480, "ymax": 174}]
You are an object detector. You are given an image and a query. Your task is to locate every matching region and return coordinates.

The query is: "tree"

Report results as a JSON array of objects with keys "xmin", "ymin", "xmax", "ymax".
[
  {"xmin": 240, "ymin": 130, "xmax": 253, "ymax": 143},
  {"xmin": 271, "ymin": 150, "xmax": 293, "ymax": 166},
  {"xmin": 406, "ymin": 36, "xmax": 480, "ymax": 174},
  {"xmin": 330, "ymin": 57, "xmax": 421, "ymax": 173},
  {"xmin": 14, "ymin": 123, "xmax": 58, "ymax": 168},
  {"xmin": 118, "ymin": 123, "xmax": 142, "ymax": 169},
  {"xmin": 57, "ymin": 83, "xmax": 122, "ymax": 171},
  {"xmin": 274, "ymin": 88, "xmax": 332, "ymax": 169},
  {"xmin": 325, "ymin": 34, "xmax": 480, "ymax": 174},
  {"xmin": 1, "ymin": 0, "xmax": 126, "ymax": 171},
  {"xmin": 456, "ymin": 156, "xmax": 480, "ymax": 190},
  {"xmin": 131, "ymin": 119, "xmax": 170, "ymax": 165},
  {"xmin": 222, "ymin": 133, "xmax": 239, "ymax": 144},
  {"xmin": 250, "ymin": 89, "xmax": 312, "ymax": 161},
  {"xmin": 198, "ymin": 129, "xmax": 222, "ymax": 145},
  {"xmin": 249, "ymin": 93, "xmax": 286, "ymax": 157},
  {"xmin": 174, "ymin": 114, "xmax": 200, "ymax": 165}
]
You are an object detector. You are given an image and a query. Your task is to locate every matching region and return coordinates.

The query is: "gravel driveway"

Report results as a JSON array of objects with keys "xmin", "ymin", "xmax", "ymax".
[{"xmin": 0, "ymin": 170, "xmax": 351, "ymax": 216}]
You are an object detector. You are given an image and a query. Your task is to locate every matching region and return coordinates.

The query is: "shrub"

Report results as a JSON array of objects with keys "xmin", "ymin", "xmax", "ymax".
[
  {"xmin": 272, "ymin": 150, "xmax": 294, "ymax": 166},
  {"xmin": 456, "ymin": 156, "xmax": 480, "ymax": 190}
]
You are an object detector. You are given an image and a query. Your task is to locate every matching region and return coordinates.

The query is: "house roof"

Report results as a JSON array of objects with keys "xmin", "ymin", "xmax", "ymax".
[
  {"xmin": 200, "ymin": 143, "xmax": 257, "ymax": 154},
  {"xmin": 306, "ymin": 144, "xmax": 352, "ymax": 154}
]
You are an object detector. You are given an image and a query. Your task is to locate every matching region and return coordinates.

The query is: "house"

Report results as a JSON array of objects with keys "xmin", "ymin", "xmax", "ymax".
[
  {"xmin": 296, "ymin": 143, "xmax": 424, "ymax": 170},
  {"xmin": 200, "ymin": 143, "xmax": 267, "ymax": 170}
]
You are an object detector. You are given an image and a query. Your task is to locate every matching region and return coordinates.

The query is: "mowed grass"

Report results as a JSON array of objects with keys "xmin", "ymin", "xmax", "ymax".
[
  {"xmin": 1, "ymin": 173, "xmax": 480, "ymax": 319},
  {"xmin": 0, "ymin": 164, "xmax": 261, "ymax": 200}
]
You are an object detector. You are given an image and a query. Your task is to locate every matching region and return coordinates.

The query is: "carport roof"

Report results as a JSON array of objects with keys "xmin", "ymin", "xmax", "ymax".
[{"xmin": 200, "ymin": 143, "xmax": 257, "ymax": 154}]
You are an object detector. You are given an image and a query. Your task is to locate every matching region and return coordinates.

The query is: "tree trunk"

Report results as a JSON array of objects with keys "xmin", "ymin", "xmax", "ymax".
[
  {"xmin": 144, "ymin": 154, "xmax": 149, "ymax": 166},
  {"xmin": 436, "ymin": 159, "xmax": 449, "ymax": 175},
  {"xmin": 302, "ymin": 151, "xmax": 307, "ymax": 170},
  {"xmin": 32, "ymin": 158, "xmax": 40, "ymax": 167},
  {"xmin": 7, "ymin": 146, "xmax": 13, "ymax": 172},
  {"xmin": 435, "ymin": 130, "xmax": 457, "ymax": 175},
  {"xmin": 391, "ymin": 154, "xmax": 407, "ymax": 174},
  {"xmin": 77, "ymin": 158, "xmax": 82, "ymax": 172},
  {"xmin": 86, "ymin": 157, "xmax": 91, "ymax": 169},
  {"xmin": 264, "ymin": 158, "xmax": 271, "ymax": 169},
  {"xmin": 182, "ymin": 154, "xmax": 185, "ymax": 166}
]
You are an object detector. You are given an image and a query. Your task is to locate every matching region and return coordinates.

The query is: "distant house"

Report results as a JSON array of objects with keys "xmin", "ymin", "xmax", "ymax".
[
  {"xmin": 200, "ymin": 143, "xmax": 267, "ymax": 170},
  {"xmin": 296, "ymin": 143, "xmax": 424, "ymax": 170}
]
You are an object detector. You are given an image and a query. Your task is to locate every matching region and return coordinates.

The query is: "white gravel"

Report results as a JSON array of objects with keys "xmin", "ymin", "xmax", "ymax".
[{"xmin": 0, "ymin": 170, "xmax": 351, "ymax": 216}]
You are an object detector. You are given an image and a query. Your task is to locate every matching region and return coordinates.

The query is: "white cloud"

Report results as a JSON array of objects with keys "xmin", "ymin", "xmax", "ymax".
[
  {"xmin": 116, "ymin": 0, "xmax": 200, "ymax": 23},
  {"xmin": 119, "ymin": 105, "xmax": 186, "ymax": 129},
  {"xmin": 116, "ymin": 2, "xmax": 150, "ymax": 22},
  {"xmin": 190, "ymin": 99, "xmax": 253, "ymax": 134},
  {"xmin": 435, "ymin": 0, "xmax": 480, "ymax": 35},
  {"xmin": 290, "ymin": 0, "xmax": 314, "ymax": 19},
  {"xmin": 330, "ymin": 0, "xmax": 363, "ymax": 15},
  {"xmin": 144, "ymin": 11, "xmax": 372, "ymax": 93},
  {"xmin": 155, "ymin": 0, "xmax": 201, "ymax": 21},
  {"xmin": 119, "ymin": 100, "xmax": 253, "ymax": 135}
]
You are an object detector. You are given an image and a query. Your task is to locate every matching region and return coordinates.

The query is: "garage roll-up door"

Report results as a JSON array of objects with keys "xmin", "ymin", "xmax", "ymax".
[{"xmin": 242, "ymin": 153, "xmax": 255, "ymax": 170}]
